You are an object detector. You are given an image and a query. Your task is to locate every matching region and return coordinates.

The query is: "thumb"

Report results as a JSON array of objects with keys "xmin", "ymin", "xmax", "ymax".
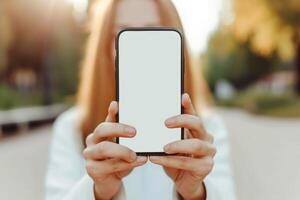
[{"xmin": 105, "ymin": 101, "xmax": 118, "ymax": 122}]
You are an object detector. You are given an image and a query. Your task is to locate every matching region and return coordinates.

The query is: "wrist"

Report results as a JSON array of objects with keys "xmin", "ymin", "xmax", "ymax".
[
  {"xmin": 94, "ymin": 183, "xmax": 112, "ymax": 200},
  {"xmin": 179, "ymin": 182, "xmax": 206, "ymax": 200}
]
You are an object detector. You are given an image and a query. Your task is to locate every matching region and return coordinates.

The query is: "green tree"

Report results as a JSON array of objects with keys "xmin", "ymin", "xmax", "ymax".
[
  {"xmin": 0, "ymin": 3, "xmax": 13, "ymax": 74},
  {"xmin": 233, "ymin": 0, "xmax": 300, "ymax": 92},
  {"xmin": 0, "ymin": 0, "xmax": 85, "ymax": 108},
  {"xmin": 203, "ymin": 27, "xmax": 278, "ymax": 90}
]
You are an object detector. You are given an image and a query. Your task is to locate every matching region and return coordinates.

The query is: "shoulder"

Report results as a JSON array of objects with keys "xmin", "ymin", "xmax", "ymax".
[
  {"xmin": 53, "ymin": 107, "xmax": 82, "ymax": 130},
  {"xmin": 51, "ymin": 107, "xmax": 84, "ymax": 151}
]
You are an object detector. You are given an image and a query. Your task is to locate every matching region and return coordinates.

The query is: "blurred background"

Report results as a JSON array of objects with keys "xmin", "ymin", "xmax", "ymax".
[{"xmin": 0, "ymin": 0, "xmax": 299, "ymax": 199}]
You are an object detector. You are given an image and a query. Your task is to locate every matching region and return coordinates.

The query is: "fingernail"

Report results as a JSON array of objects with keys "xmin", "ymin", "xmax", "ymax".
[
  {"xmin": 125, "ymin": 127, "xmax": 136, "ymax": 135},
  {"xmin": 164, "ymin": 144, "xmax": 170, "ymax": 153},
  {"xmin": 184, "ymin": 93, "xmax": 191, "ymax": 103},
  {"xmin": 108, "ymin": 102, "xmax": 113, "ymax": 112},
  {"xmin": 83, "ymin": 148, "xmax": 91, "ymax": 155},
  {"xmin": 136, "ymin": 156, "xmax": 147, "ymax": 163},
  {"xmin": 130, "ymin": 151, "xmax": 137, "ymax": 161},
  {"xmin": 165, "ymin": 118, "xmax": 174, "ymax": 126},
  {"xmin": 150, "ymin": 156, "xmax": 159, "ymax": 161}
]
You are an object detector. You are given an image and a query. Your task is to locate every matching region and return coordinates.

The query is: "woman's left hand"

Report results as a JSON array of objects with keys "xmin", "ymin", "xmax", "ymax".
[{"xmin": 150, "ymin": 93, "xmax": 216, "ymax": 200}]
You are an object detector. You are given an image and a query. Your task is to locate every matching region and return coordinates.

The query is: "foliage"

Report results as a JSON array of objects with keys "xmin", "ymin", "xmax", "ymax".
[
  {"xmin": 0, "ymin": 85, "xmax": 43, "ymax": 110},
  {"xmin": 0, "ymin": 4, "xmax": 13, "ymax": 73},
  {"xmin": 218, "ymin": 86, "xmax": 300, "ymax": 117},
  {"xmin": 202, "ymin": 27, "xmax": 280, "ymax": 90},
  {"xmin": 0, "ymin": 0, "xmax": 85, "ymax": 108},
  {"xmin": 233, "ymin": 0, "xmax": 300, "ymax": 93},
  {"xmin": 233, "ymin": 0, "xmax": 300, "ymax": 60},
  {"xmin": 265, "ymin": 0, "xmax": 300, "ymax": 26},
  {"xmin": 46, "ymin": 15, "xmax": 85, "ymax": 101}
]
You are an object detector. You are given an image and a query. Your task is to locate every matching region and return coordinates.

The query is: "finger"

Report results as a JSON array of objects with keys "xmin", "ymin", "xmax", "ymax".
[
  {"xmin": 165, "ymin": 114, "xmax": 204, "ymax": 139},
  {"xmin": 150, "ymin": 156, "xmax": 213, "ymax": 175},
  {"xmin": 164, "ymin": 139, "xmax": 216, "ymax": 157},
  {"xmin": 83, "ymin": 141, "xmax": 137, "ymax": 162},
  {"xmin": 105, "ymin": 101, "xmax": 118, "ymax": 122},
  {"xmin": 184, "ymin": 129, "xmax": 193, "ymax": 139},
  {"xmin": 85, "ymin": 133, "xmax": 95, "ymax": 146},
  {"xmin": 86, "ymin": 156, "xmax": 148, "ymax": 177},
  {"xmin": 182, "ymin": 93, "xmax": 197, "ymax": 115},
  {"xmin": 93, "ymin": 122, "xmax": 136, "ymax": 143},
  {"xmin": 149, "ymin": 155, "xmax": 197, "ymax": 172}
]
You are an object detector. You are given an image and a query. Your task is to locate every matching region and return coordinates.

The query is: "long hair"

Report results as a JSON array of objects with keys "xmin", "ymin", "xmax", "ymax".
[{"xmin": 77, "ymin": 0, "xmax": 210, "ymax": 141}]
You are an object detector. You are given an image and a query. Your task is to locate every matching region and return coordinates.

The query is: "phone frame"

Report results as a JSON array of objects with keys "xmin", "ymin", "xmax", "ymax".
[{"xmin": 115, "ymin": 27, "xmax": 185, "ymax": 156}]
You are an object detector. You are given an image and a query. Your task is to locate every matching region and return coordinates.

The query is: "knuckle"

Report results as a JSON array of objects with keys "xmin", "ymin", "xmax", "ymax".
[
  {"xmin": 206, "ymin": 158, "xmax": 214, "ymax": 172},
  {"xmin": 96, "ymin": 122, "xmax": 109, "ymax": 134},
  {"xmin": 84, "ymin": 146, "xmax": 95, "ymax": 159},
  {"xmin": 98, "ymin": 141, "xmax": 109, "ymax": 154},
  {"xmin": 82, "ymin": 148, "xmax": 90, "ymax": 159},
  {"xmin": 86, "ymin": 161, "xmax": 96, "ymax": 176},
  {"xmin": 85, "ymin": 133, "xmax": 93, "ymax": 146},
  {"xmin": 193, "ymin": 140, "xmax": 203, "ymax": 152}
]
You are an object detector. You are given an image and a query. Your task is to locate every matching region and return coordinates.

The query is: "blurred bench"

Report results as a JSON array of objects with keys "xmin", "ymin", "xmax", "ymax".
[{"xmin": 0, "ymin": 104, "xmax": 68, "ymax": 136}]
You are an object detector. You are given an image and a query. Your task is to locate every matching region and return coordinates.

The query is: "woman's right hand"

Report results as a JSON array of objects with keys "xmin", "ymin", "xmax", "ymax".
[{"xmin": 83, "ymin": 101, "xmax": 148, "ymax": 200}]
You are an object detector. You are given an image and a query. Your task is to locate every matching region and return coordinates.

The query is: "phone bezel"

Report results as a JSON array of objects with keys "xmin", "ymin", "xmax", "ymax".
[{"xmin": 115, "ymin": 27, "xmax": 185, "ymax": 156}]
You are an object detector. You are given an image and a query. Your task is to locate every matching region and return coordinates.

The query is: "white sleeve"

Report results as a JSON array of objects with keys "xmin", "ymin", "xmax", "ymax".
[
  {"xmin": 45, "ymin": 110, "xmax": 93, "ymax": 200},
  {"xmin": 170, "ymin": 112, "xmax": 236, "ymax": 200},
  {"xmin": 202, "ymin": 113, "xmax": 236, "ymax": 200},
  {"xmin": 63, "ymin": 175, "xmax": 125, "ymax": 200},
  {"xmin": 45, "ymin": 109, "xmax": 127, "ymax": 200},
  {"xmin": 63, "ymin": 175, "xmax": 95, "ymax": 200}
]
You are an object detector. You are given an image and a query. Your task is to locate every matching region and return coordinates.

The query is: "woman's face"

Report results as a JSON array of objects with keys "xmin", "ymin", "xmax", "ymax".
[{"xmin": 111, "ymin": 0, "xmax": 161, "ymax": 57}]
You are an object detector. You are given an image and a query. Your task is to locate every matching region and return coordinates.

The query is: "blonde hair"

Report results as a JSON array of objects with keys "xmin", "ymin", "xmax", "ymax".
[{"xmin": 77, "ymin": 0, "xmax": 210, "ymax": 140}]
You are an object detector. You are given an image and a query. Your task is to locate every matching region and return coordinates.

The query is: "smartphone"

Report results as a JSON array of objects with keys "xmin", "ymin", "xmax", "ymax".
[{"xmin": 115, "ymin": 28, "xmax": 184, "ymax": 155}]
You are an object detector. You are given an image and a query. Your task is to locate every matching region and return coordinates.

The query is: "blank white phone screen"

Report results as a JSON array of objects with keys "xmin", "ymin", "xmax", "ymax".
[{"xmin": 118, "ymin": 30, "xmax": 182, "ymax": 153}]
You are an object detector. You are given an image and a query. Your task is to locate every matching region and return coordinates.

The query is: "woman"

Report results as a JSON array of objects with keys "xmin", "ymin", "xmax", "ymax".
[{"xmin": 45, "ymin": 0, "xmax": 236, "ymax": 199}]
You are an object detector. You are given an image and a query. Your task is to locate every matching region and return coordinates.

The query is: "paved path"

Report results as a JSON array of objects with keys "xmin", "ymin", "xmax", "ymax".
[
  {"xmin": 218, "ymin": 108, "xmax": 300, "ymax": 200},
  {"xmin": 0, "ymin": 127, "xmax": 52, "ymax": 200},
  {"xmin": 0, "ymin": 109, "xmax": 299, "ymax": 200}
]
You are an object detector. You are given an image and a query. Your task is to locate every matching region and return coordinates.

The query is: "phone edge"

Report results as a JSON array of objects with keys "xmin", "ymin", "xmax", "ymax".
[{"xmin": 115, "ymin": 27, "xmax": 185, "ymax": 156}]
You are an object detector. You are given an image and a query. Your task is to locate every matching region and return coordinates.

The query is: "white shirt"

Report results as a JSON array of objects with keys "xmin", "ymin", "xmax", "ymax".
[{"xmin": 45, "ymin": 107, "xmax": 236, "ymax": 200}]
